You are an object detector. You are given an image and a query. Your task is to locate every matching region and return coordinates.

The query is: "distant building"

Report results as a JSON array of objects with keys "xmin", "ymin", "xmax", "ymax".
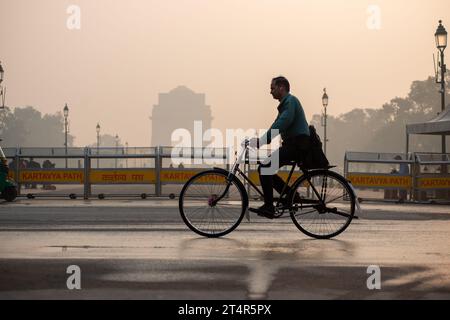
[{"xmin": 151, "ymin": 86, "xmax": 213, "ymax": 146}]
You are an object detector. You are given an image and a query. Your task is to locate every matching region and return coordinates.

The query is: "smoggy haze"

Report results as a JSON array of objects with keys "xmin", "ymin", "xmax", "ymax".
[{"xmin": 1, "ymin": 0, "xmax": 449, "ymax": 147}]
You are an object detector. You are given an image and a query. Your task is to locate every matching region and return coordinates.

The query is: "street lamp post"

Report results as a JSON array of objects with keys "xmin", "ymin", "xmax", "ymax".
[
  {"xmin": 0, "ymin": 61, "xmax": 5, "ymax": 109},
  {"xmin": 0, "ymin": 62, "xmax": 3, "ymax": 84},
  {"xmin": 63, "ymin": 103, "xmax": 69, "ymax": 168},
  {"xmin": 115, "ymin": 134, "xmax": 119, "ymax": 168},
  {"xmin": 125, "ymin": 141, "xmax": 129, "ymax": 168},
  {"xmin": 435, "ymin": 20, "xmax": 448, "ymax": 155},
  {"xmin": 96, "ymin": 123, "xmax": 101, "ymax": 168},
  {"xmin": 322, "ymin": 88, "xmax": 329, "ymax": 156}
]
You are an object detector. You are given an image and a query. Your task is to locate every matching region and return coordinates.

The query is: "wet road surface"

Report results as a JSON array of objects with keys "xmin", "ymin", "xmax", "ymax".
[{"xmin": 0, "ymin": 200, "xmax": 449, "ymax": 299}]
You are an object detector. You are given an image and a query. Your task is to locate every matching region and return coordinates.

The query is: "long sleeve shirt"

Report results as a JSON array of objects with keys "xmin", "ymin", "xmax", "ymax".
[{"xmin": 259, "ymin": 93, "xmax": 309, "ymax": 146}]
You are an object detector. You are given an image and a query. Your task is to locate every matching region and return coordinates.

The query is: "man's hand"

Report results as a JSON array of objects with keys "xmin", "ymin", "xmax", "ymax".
[{"xmin": 249, "ymin": 137, "xmax": 259, "ymax": 149}]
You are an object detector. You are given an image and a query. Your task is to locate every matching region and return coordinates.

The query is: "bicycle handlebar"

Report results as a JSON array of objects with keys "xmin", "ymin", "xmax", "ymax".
[{"xmin": 241, "ymin": 138, "xmax": 250, "ymax": 148}]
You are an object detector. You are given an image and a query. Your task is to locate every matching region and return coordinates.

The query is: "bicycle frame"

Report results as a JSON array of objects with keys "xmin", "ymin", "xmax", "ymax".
[
  {"xmin": 213, "ymin": 140, "xmax": 328, "ymax": 209},
  {"xmin": 180, "ymin": 140, "xmax": 358, "ymax": 239}
]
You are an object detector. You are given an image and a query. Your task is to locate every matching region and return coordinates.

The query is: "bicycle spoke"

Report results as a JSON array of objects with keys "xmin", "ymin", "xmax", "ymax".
[
  {"xmin": 180, "ymin": 171, "xmax": 245, "ymax": 237},
  {"xmin": 290, "ymin": 171, "xmax": 355, "ymax": 239},
  {"xmin": 291, "ymin": 208, "xmax": 318, "ymax": 217},
  {"xmin": 333, "ymin": 210, "xmax": 352, "ymax": 219}
]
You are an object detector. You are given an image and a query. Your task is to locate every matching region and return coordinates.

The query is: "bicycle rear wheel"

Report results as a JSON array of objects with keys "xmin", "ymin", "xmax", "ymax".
[
  {"xmin": 179, "ymin": 170, "xmax": 247, "ymax": 238},
  {"xmin": 289, "ymin": 170, "xmax": 355, "ymax": 239}
]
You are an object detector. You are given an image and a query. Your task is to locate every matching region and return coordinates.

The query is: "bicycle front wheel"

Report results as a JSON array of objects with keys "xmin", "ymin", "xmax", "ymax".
[
  {"xmin": 179, "ymin": 170, "xmax": 247, "ymax": 238},
  {"xmin": 289, "ymin": 170, "xmax": 355, "ymax": 239}
]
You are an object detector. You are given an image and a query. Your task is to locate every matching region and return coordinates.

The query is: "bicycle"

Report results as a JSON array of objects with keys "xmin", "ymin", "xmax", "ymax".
[{"xmin": 179, "ymin": 139, "xmax": 358, "ymax": 239}]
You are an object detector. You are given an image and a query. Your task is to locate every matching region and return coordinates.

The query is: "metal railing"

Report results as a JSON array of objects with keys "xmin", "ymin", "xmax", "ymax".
[
  {"xmin": 344, "ymin": 151, "xmax": 450, "ymax": 202},
  {"xmin": 7, "ymin": 147, "xmax": 448, "ymax": 202},
  {"xmin": 4, "ymin": 146, "xmax": 228, "ymax": 199}
]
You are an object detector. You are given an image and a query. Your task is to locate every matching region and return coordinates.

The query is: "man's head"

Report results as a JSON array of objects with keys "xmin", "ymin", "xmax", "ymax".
[{"xmin": 270, "ymin": 76, "xmax": 290, "ymax": 100}]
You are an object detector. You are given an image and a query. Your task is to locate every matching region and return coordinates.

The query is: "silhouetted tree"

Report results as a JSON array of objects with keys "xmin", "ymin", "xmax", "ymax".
[
  {"xmin": 0, "ymin": 106, "xmax": 75, "ymax": 147},
  {"xmin": 310, "ymin": 75, "xmax": 450, "ymax": 167}
]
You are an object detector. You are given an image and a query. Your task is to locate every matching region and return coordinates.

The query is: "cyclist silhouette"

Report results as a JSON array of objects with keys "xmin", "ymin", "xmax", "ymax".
[{"xmin": 248, "ymin": 76, "xmax": 310, "ymax": 219}]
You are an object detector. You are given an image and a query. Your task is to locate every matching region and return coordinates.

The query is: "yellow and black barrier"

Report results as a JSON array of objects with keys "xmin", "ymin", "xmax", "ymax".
[
  {"xmin": 347, "ymin": 173, "xmax": 412, "ymax": 189},
  {"xmin": 4, "ymin": 148, "xmax": 449, "ymax": 201},
  {"xmin": 344, "ymin": 151, "xmax": 450, "ymax": 202}
]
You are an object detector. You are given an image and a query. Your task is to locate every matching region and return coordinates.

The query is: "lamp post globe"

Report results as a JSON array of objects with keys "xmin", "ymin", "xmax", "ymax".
[
  {"xmin": 322, "ymin": 89, "xmax": 329, "ymax": 108},
  {"xmin": 435, "ymin": 20, "xmax": 448, "ymax": 52},
  {"xmin": 63, "ymin": 103, "xmax": 69, "ymax": 118}
]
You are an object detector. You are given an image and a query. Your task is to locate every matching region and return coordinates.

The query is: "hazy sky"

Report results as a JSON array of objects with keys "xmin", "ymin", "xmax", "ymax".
[{"xmin": 1, "ymin": 0, "xmax": 449, "ymax": 147}]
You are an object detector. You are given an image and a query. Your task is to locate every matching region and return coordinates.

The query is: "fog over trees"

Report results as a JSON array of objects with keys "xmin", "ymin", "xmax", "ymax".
[
  {"xmin": 1, "ymin": 76, "xmax": 449, "ymax": 168},
  {"xmin": 310, "ymin": 75, "xmax": 450, "ymax": 166},
  {"xmin": 0, "ymin": 106, "xmax": 74, "ymax": 148},
  {"xmin": 0, "ymin": 107, "xmax": 123, "ymax": 149}
]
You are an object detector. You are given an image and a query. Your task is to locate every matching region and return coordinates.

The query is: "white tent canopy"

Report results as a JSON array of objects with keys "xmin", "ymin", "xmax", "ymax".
[
  {"xmin": 406, "ymin": 107, "xmax": 450, "ymax": 135},
  {"xmin": 406, "ymin": 107, "xmax": 450, "ymax": 153}
]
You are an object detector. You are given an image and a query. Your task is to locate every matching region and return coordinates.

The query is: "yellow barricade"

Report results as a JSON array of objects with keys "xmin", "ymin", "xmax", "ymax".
[
  {"xmin": 417, "ymin": 177, "xmax": 450, "ymax": 189},
  {"xmin": 10, "ymin": 170, "xmax": 158, "ymax": 184},
  {"xmin": 18, "ymin": 170, "xmax": 84, "ymax": 183},
  {"xmin": 90, "ymin": 170, "xmax": 156, "ymax": 184},
  {"xmin": 160, "ymin": 169, "xmax": 205, "ymax": 183},
  {"xmin": 160, "ymin": 170, "xmax": 302, "ymax": 186},
  {"xmin": 347, "ymin": 173, "xmax": 411, "ymax": 188}
]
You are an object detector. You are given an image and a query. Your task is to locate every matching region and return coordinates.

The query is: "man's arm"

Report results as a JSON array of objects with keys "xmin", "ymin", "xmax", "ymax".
[{"xmin": 258, "ymin": 101, "xmax": 295, "ymax": 146}]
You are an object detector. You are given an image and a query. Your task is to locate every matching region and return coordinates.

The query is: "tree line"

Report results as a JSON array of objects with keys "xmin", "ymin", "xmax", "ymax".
[
  {"xmin": 1, "ymin": 76, "xmax": 448, "ymax": 169},
  {"xmin": 0, "ymin": 106, "xmax": 122, "ymax": 149},
  {"xmin": 310, "ymin": 75, "xmax": 450, "ymax": 167}
]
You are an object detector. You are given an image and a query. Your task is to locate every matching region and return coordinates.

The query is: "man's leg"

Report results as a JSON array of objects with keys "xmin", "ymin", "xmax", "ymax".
[
  {"xmin": 257, "ymin": 146, "xmax": 296, "ymax": 206},
  {"xmin": 270, "ymin": 145, "xmax": 300, "ymax": 199},
  {"xmin": 251, "ymin": 148, "xmax": 284, "ymax": 218},
  {"xmin": 258, "ymin": 163, "xmax": 275, "ymax": 206}
]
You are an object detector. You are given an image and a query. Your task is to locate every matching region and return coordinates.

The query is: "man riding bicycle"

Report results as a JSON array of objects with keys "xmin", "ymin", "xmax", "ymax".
[
  {"xmin": 248, "ymin": 76, "xmax": 310, "ymax": 219},
  {"xmin": 179, "ymin": 79, "xmax": 355, "ymax": 238}
]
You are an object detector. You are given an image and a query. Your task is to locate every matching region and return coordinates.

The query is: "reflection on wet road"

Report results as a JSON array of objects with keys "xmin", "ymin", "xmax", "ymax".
[{"xmin": 0, "ymin": 201, "xmax": 449, "ymax": 299}]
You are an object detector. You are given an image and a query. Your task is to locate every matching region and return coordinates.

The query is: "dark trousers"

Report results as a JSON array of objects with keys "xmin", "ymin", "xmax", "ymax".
[{"xmin": 258, "ymin": 136, "xmax": 309, "ymax": 205}]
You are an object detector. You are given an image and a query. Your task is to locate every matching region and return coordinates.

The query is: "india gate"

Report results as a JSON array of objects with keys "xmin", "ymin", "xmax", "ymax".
[{"xmin": 150, "ymin": 86, "xmax": 213, "ymax": 147}]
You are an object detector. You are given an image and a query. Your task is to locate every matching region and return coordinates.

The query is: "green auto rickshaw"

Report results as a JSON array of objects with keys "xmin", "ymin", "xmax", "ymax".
[{"xmin": 0, "ymin": 141, "xmax": 17, "ymax": 202}]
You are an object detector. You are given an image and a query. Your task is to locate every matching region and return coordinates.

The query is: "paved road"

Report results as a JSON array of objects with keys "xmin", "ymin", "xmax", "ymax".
[{"xmin": 0, "ymin": 199, "xmax": 449, "ymax": 299}]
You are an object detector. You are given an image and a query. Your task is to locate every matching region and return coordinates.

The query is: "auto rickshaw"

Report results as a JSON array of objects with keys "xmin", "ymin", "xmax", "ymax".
[{"xmin": 0, "ymin": 141, "xmax": 17, "ymax": 202}]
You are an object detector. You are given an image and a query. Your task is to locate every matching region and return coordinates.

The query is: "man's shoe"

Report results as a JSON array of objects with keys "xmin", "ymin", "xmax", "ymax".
[
  {"xmin": 279, "ymin": 193, "xmax": 302, "ymax": 207},
  {"xmin": 249, "ymin": 204, "xmax": 276, "ymax": 219}
]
